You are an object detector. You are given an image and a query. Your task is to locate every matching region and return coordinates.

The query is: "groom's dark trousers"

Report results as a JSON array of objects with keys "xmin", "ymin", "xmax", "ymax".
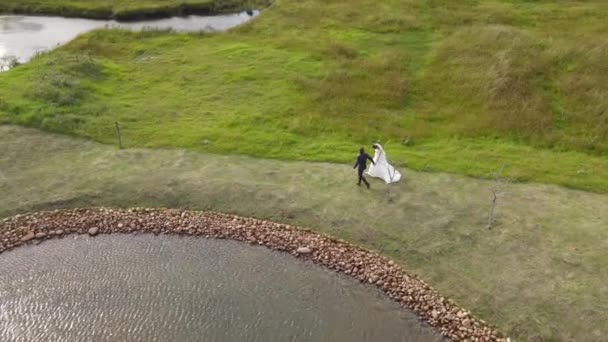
[
  {"xmin": 357, "ymin": 167, "xmax": 370, "ymax": 187},
  {"xmin": 354, "ymin": 152, "xmax": 374, "ymax": 187}
]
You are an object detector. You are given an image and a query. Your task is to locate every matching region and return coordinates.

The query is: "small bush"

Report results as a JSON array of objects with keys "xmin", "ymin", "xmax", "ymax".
[
  {"xmin": 30, "ymin": 72, "xmax": 84, "ymax": 106},
  {"xmin": 326, "ymin": 42, "xmax": 359, "ymax": 60},
  {"xmin": 0, "ymin": 55, "xmax": 21, "ymax": 71},
  {"xmin": 40, "ymin": 113, "xmax": 85, "ymax": 132},
  {"xmin": 28, "ymin": 54, "xmax": 103, "ymax": 106}
]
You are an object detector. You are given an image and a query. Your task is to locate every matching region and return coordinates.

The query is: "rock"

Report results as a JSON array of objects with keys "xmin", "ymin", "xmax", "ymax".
[
  {"xmin": 35, "ymin": 232, "xmax": 47, "ymax": 239},
  {"xmin": 88, "ymin": 227, "xmax": 99, "ymax": 236},
  {"xmin": 463, "ymin": 318, "xmax": 472, "ymax": 328},
  {"xmin": 296, "ymin": 247, "xmax": 312, "ymax": 254},
  {"xmin": 55, "ymin": 230, "xmax": 64, "ymax": 235},
  {"xmin": 20, "ymin": 232, "xmax": 35, "ymax": 242}
]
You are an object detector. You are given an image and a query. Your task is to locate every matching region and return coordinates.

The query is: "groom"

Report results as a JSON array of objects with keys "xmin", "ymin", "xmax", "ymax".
[{"xmin": 353, "ymin": 147, "xmax": 375, "ymax": 189}]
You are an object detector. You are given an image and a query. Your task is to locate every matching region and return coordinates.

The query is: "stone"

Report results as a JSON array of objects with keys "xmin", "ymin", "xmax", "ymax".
[
  {"xmin": 296, "ymin": 247, "xmax": 312, "ymax": 254},
  {"xmin": 20, "ymin": 232, "xmax": 35, "ymax": 242},
  {"xmin": 88, "ymin": 227, "xmax": 99, "ymax": 236},
  {"xmin": 35, "ymin": 232, "xmax": 47, "ymax": 239},
  {"xmin": 55, "ymin": 230, "xmax": 64, "ymax": 235}
]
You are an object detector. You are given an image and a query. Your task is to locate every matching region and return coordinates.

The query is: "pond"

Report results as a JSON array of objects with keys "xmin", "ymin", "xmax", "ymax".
[
  {"xmin": 0, "ymin": 234, "xmax": 443, "ymax": 342},
  {"xmin": 0, "ymin": 11, "xmax": 258, "ymax": 71}
]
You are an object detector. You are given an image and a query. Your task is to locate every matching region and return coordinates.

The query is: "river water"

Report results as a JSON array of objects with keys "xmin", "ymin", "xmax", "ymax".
[
  {"xmin": 0, "ymin": 11, "xmax": 258, "ymax": 70},
  {"xmin": 0, "ymin": 234, "xmax": 443, "ymax": 342}
]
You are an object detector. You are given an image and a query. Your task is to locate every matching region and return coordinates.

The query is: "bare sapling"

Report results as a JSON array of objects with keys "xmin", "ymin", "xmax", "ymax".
[
  {"xmin": 115, "ymin": 121, "xmax": 123, "ymax": 149},
  {"xmin": 487, "ymin": 165, "xmax": 511, "ymax": 229}
]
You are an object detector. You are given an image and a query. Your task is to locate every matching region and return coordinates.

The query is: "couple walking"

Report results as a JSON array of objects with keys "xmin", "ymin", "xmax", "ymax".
[{"xmin": 354, "ymin": 144, "xmax": 401, "ymax": 188}]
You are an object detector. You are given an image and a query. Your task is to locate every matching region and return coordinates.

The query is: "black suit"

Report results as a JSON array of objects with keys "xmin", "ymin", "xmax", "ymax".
[{"xmin": 354, "ymin": 153, "xmax": 375, "ymax": 187}]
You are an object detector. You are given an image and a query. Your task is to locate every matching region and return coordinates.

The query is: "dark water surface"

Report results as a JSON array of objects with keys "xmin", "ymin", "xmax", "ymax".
[
  {"xmin": 0, "ymin": 12, "xmax": 258, "ymax": 70},
  {"xmin": 0, "ymin": 234, "xmax": 443, "ymax": 342}
]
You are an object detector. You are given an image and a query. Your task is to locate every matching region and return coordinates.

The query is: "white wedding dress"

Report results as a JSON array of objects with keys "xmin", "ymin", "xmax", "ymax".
[{"xmin": 367, "ymin": 144, "xmax": 402, "ymax": 183}]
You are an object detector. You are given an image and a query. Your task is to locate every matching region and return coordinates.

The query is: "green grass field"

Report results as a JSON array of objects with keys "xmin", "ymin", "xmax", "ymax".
[
  {"xmin": 1, "ymin": 1, "xmax": 608, "ymax": 340},
  {"xmin": 1, "ymin": 0, "xmax": 607, "ymax": 191},
  {"xmin": 2, "ymin": 125, "xmax": 608, "ymax": 341}
]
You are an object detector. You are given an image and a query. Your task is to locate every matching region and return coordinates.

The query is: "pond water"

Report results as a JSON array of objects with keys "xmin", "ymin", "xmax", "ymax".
[
  {"xmin": 0, "ymin": 235, "xmax": 443, "ymax": 342},
  {"xmin": 0, "ymin": 11, "xmax": 258, "ymax": 70}
]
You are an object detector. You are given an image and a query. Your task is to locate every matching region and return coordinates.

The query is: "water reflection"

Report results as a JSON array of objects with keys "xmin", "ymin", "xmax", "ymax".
[
  {"xmin": 0, "ymin": 235, "xmax": 443, "ymax": 342},
  {"xmin": 0, "ymin": 11, "xmax": 258, "ymax": 71}
]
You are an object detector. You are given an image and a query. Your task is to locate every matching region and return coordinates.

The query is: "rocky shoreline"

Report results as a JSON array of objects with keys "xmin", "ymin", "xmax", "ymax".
[{"xmin": 0, "ymin": 208, "xmax": 506, "ymax": 341}]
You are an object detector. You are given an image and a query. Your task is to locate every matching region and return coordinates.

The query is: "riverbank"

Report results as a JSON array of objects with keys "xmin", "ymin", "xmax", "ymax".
[
  {"xmin": 0, "ymin": 0, "xmax": 270, "ymax": 20},
  {"xmin": 0, "ymin": 207, "xmax": 505, "ymax": 341},
  {"xmin": 2, "ymin": 125, "xmax": 608, "ymax": 340}
]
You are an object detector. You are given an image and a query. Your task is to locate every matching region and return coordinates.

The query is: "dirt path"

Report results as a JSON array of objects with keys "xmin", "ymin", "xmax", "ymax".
[{"xmin": 1, "ymin": 125, "xmax": 608, "ymax": 340}]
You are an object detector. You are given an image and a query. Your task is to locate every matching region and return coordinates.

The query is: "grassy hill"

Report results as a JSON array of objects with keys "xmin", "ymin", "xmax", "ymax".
[{"xmin": 0, "ymin": 0, "xmax": 607, "ymax": 192}]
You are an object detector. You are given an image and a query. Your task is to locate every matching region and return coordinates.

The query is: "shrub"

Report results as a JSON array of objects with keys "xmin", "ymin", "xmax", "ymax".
[
  {"xmin": 0, "ymin": 55, "xmax": 21, "ymax": 71},
  {"xmin": 326, "ymin": 42, "xmax": 359, "ymax": 60},
  {"xmin": 28, "ymin": 53, "xmax": 102, "ymax": 106}
]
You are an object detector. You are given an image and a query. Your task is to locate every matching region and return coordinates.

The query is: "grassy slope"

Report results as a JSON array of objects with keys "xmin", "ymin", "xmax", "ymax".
[
  {"xmin": 2, "ymin": 125, "xmax": 608, "ymax": 341},
  {"xmin": 1, "ymin": 0, "xmax": 607, "ymax": 191},
  {"xmin": 0, "ymin": 0, "xmax": 266, "ymax": 19}
]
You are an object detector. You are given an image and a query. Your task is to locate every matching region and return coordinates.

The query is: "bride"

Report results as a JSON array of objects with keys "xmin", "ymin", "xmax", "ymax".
[{"xmin": 367, "ymin": 144, "xmax": 402, "ymax": 183}]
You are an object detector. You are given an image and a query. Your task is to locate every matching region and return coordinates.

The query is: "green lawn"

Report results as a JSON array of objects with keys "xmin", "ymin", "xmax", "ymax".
[
  {"xmin": 1, "ymin": 0, "xmax": 607, "ymax": 191},
  {"xmin": 0, "ymin": 0, "xmax": 266, "ymax": 19},
  {"xmin": 2, "ymin": 125, "xmax": 608, "ymax": 341}
]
